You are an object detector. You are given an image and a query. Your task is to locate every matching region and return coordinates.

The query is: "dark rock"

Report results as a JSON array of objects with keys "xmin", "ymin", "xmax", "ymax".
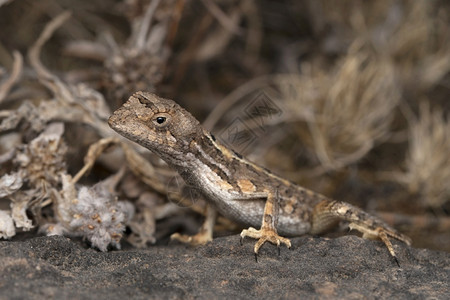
[{"xmin": 0, "ymin": 235, "xmax": 448, "ymax": 299}]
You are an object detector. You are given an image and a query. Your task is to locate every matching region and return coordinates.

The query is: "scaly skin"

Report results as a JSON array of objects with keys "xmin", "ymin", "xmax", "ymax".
[{"xmin": 108, "ymin": 91, "xmax": 411, "ymax": 263}]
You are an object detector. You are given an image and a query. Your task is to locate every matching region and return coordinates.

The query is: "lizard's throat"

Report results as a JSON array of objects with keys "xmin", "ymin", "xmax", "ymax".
[{"xmin": 149, "ymin": 145, "xmax": 198, "ymax": 170}]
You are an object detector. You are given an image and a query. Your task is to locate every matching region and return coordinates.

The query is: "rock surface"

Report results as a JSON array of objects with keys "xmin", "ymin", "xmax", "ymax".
[{"xmin": 0, "ymin": 234, "xmax": 449, "ymax": 299}]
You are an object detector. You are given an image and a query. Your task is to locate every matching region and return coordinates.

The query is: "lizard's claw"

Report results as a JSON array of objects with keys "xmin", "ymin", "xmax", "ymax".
[
  {"xmin": 348, "ymin": 222, "xmax": 411, "ymax": 266},
  {"xmin": 240, "ymin": 227, "xmax": 291, "ymax": 255},
  {"xmin": 170, "ymin": 232, "xmax": 212, "ymax": 246}
]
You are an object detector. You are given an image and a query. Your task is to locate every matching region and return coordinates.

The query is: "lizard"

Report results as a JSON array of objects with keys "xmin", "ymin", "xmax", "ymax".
[{"xmin": 108, "ymin": 91, "xmax": 412, "ymax": 263}]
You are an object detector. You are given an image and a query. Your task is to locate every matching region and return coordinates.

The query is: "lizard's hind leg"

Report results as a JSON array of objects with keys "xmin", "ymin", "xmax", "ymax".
[
  {"xmin": 310, "ymin": 200, "xmax": 411, "ymax": 261},
  {"xmin": 171, "ymin": 204, "xmax": 217, "ymax": 246}
]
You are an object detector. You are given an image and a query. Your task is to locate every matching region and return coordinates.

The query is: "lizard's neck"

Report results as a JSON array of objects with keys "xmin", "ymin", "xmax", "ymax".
[{"xmin": 164, "ymin": 130, "xmax": 236, "ymax": 182}]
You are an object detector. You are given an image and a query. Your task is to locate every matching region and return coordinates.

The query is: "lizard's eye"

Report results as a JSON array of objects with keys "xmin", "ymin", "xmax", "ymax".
[{"xmin": 153, "ymin": 113, "xmax": 170, "ymax": 127}]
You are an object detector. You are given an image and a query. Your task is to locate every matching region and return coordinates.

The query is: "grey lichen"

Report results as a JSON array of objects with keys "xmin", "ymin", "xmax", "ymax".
[
  {"xmin": 45, "ymin": 171, "xmax": 134, "ymax": 252},
  {"xmin": 68, "ymin": 182, "xmax": 135, "ymax": 251}
]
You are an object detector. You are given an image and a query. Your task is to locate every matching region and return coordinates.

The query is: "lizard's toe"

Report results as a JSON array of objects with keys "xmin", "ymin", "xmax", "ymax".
[
  {"xmin": 241, "ymin": 227, "xmax": 291, "ymax": 254},
  {"xmin": 170, "ymin": 232, "xmax": 212, "ymax": 246}
]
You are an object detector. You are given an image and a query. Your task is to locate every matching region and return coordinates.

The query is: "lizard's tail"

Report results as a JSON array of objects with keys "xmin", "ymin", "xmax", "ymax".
[{"xmin": 310, "ymin": 200, "xmax": 412, "ymax": 261}]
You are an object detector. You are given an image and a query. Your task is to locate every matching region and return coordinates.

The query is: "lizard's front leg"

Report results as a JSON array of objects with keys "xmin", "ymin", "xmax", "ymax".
[
  {"xmin": 171, "ymin": 204, "xmax": 217, "ymax": 245},
  {"xmin": 240, "ymin": 189, "xmax": 291, "ymax": 255}
]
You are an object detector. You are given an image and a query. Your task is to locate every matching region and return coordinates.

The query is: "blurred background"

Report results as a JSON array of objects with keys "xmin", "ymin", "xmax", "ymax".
[{"xmin": 0, "ymin": 0, "xmax": 449, "ymax": 252}]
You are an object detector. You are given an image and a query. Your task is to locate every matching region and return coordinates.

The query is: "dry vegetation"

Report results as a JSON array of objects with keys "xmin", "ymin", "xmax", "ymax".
[{"xmin": 0, "ymin": 0, "xmax": 449, "ymax": 251}]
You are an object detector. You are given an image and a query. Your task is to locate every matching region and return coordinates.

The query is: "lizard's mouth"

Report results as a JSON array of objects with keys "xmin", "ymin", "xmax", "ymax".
[
  {"xmin": 108, "ymin": 105, "xmax": 140, "ymax": 135},
  {"xmin": 108, "ymin": 108, "xmax": 142, "ymax": 143},
  {"xmin": 107, "ymin": 106, "xmax": 126, "ymax": 130},
  {"xmin": 107, "ymin": 113, "xmax": 118, "ymax": 130},
  {"xmin": 108, "ymin": 108, "xmax": 165, "ymax": 151}
]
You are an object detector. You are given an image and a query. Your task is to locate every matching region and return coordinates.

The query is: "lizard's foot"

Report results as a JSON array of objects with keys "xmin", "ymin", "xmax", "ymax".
[
  {"xmin": 349, "ymin": 222, "xmax": 411, "ymax": 266},
  {"xmin": 311, "ymin": 200, "xmax": 411, "ymax": 265},
  {"xmin": 240, "ymin": 227, "xmax": 291, "ymax": 255},
  {"xmin": 171, "ymin": 204, "xmax": 216, "ymax": 246},
  {"xmin": 170, "ymin": 231, "xmax": 213, "ymax": 246}
]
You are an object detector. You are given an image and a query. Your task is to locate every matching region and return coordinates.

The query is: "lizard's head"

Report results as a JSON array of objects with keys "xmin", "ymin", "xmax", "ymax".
[{"xmin": 108, "ymin": 91, "xmax": 202, "ymax": 162}]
